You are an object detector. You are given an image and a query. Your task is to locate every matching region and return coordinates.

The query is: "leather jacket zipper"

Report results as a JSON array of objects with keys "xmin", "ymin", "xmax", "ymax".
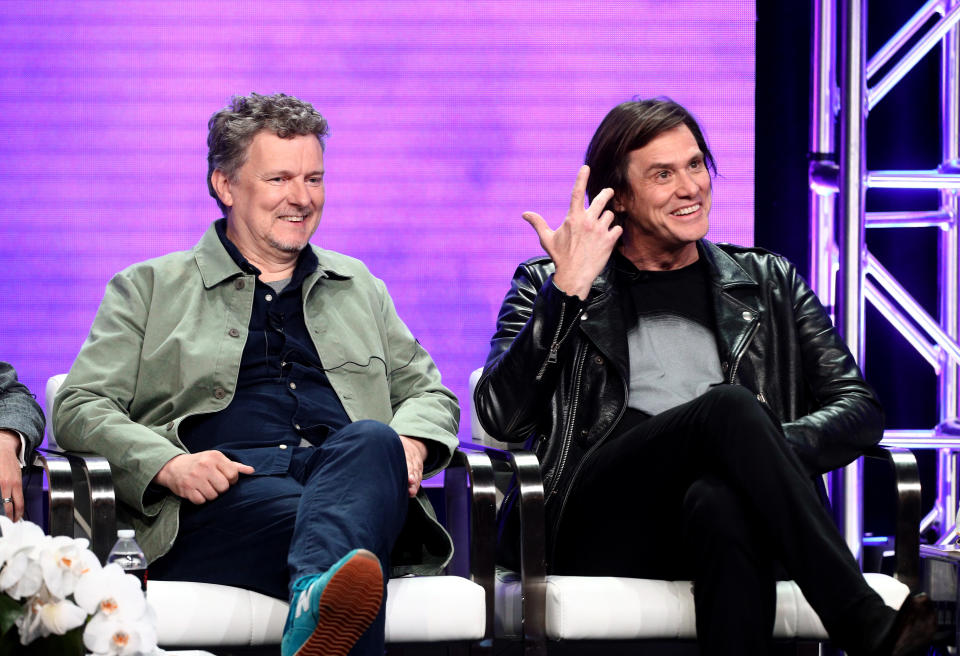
[
  {"xmin": 549, "ymin": 367, "xmax": 628, "ymax": 565},
  {"xmin": 536, "ymin": 301, "xmax": 583, "ymax": 381},
  {"xmin": 550, "ymin": 344, "xmax": 588, "ymax": 495},
  {"xmin": 537, "ymin": 302, "xmax": 567, "ymax": 381},
  {"xmin": 727, "ymin": 319, "xmax": 760, "ymax": 383}
]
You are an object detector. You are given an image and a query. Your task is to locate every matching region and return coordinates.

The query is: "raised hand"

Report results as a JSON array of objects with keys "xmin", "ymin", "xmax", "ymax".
[
  {"xmin": 154, "ymin": 450, "xmax": 255, "ymax": 504},
  {"xmin": 522, "ymin": 165, "xmax": 622, "ymax": 300}
]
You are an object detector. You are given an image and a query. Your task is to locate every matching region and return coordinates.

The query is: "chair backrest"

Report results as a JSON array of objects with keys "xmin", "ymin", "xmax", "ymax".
[
  {"xmin": 469, "ymin": 367, "xmax": 512, "ymax": 450},
  {"xmin": 44, "ymin": 374, "xmax": 67, "ymax": 448}
]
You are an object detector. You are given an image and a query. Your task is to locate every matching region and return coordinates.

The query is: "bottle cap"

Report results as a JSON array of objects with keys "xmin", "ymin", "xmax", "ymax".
[{"xmin": 117, "ymin": 529, "xmax": 136, "ymax": 539}]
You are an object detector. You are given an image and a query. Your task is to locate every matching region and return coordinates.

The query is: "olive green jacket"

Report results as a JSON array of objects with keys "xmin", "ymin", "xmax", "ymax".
[{"xmin": 53, "ymin": 223, "xmax": 460, "ymax": 575}]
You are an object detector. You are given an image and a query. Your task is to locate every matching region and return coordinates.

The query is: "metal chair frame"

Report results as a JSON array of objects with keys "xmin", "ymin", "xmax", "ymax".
[
  {"xmin": 35, "ymin": 446, "xmax": 498, "ymax": 656},
  {"xmin": 487, "ymin": 445, "xmax": 921, "ymax": 655}
]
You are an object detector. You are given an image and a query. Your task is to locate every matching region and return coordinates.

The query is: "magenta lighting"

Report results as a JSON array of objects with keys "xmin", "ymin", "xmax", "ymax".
[{"xmin": 810, "ymin": 0, "xmax": 960, "ymax": 551}]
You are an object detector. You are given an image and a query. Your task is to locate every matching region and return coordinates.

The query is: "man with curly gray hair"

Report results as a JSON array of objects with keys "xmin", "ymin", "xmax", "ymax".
[{"xmin": 54, "ymin": 92, "xmax": 460, "ymax": 656}]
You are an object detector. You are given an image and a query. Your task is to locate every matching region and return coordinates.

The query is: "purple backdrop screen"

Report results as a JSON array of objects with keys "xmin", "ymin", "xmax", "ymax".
[{"xmin": 0, "ymin": 2, "xmax": 754, "ymax": 440}]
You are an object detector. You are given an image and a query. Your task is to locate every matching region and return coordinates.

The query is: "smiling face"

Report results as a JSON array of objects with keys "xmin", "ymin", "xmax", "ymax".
[
  {"xmin": 615, "ymin": 124, "xmax": 711, "ymax": 269},
  {"xmin": 213, "ymin": 131, "xmax": 325, "ymax": 266}
]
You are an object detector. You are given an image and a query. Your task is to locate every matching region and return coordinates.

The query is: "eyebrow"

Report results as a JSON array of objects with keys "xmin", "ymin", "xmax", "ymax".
[
  {"xmin": 261, "ymin": 169, "xmax": 325, "ymax": 177},
  {"xmin": 644, "ymin": 153, "xmax": 704, "ymax": 174}
]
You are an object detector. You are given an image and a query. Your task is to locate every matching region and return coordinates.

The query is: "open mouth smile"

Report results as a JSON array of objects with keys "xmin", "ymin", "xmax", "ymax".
[{"xmin": 671, "ymin": 204, "xmax": 701, "ymax": 217}]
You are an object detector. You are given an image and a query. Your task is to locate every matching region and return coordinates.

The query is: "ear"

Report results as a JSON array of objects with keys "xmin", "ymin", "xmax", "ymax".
[
  {"xmin": 211, "ymin": 169, "xmax": 234, "ymax": 209},
  {"xmin": 612, "ymin": 195, "xmax": 625, "ymax": 213}
]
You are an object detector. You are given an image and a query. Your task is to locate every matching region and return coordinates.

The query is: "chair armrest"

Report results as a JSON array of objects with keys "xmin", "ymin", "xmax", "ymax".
[
  {"xmin": 31, "ymin": 450, "xmax": 74, "ymax": 538},
  {"xmin": 443, "ymin": 447, "xmax": 497, "ymax": 644},
  {"xmin": 863, "ymin": 445, "xmax": 921, "ymax": 592},
  {"xmin": 462, "ymin": 443, "xmax": 547, "ymax": 653},
  {"xmin": 36, "ymin": 447, "xmax": 117, "ymax": 563}
]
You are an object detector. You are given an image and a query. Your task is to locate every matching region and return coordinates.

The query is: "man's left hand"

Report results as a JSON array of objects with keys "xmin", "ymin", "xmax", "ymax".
[
  {"xmin": 398, "ymin": 435, "xmax": 427, "ymax": 498},
  {"xmin": 0, "ymin": 430, "xmax": 24, "ymax": 521}
]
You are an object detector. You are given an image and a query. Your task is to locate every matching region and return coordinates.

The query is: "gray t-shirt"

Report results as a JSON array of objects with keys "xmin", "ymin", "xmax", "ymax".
[{"xmin": 615, "ymin": 254, "xmax": 723, "ymax": 416}]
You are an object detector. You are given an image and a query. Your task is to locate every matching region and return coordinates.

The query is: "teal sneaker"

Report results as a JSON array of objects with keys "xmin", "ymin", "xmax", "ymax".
[{"xmin": 281, "ymin": 548, "xmax": 383, "ymax": 656}]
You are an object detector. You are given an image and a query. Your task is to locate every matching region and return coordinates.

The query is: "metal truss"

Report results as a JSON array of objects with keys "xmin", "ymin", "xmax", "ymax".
[{"xmin": 810, "ymin": 0, "xmax": 960, "ymax": 553}]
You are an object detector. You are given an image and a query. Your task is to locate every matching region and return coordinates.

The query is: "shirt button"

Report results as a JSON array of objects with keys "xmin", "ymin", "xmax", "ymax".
[
  {"xmin": 742, "ymin": 311, "xmax": 754, "ymax": 321},
  {"xmin": 213, "ymin": 387, "xmax": 226, "ymax": 399},
  {"xmin": 234, "ymin": 279, "xmax": 245, "ymax": 290},
  {"xmin": 228, "ymin": 328, "xmax": 240, "ymax": 338},
  {"xmin": 289, "ymin": 382, "xmax": 297, "ymax": 390},
  {"xmin": 294, "ymin": 423, "xmax": 301, "ymax": 431},
  {"xmin": 265, "ymin": 294, "xmax": 273, "ymax": 302},
  {"xmin": 279, "ymin": 444, "xmax": 288, "ymax": 450}
]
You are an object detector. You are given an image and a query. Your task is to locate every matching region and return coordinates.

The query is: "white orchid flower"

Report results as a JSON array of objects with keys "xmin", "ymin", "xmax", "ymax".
[
  {"xmin": 39, "ymin": 597, "xmax": 88, "ymax": 634},
  {"xmin": 74, "ymin": 563, "xmax": 146, "ymax": 621},
  {"xmin": 15, "ymin": 595, "xmax": 47, "ymax": 644},
  {"xmin": 39, "ymin": 534, "xmax": 100, "ymax": 599},
  {"xmin": 83, "ymin": 611, "xmax": 158, "ymax": 656},
  {"xmin": 15, "ymin": 593, "xmax": 86, "ymax": 643},
  {"xmin": 0, "ymin": 518, "xmax": 47, "ymax": 599}
]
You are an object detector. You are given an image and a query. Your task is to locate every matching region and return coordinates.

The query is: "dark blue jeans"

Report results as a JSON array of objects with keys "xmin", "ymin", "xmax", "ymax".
[{"xmin": 150, "ymin": 419, "xmax": 410, "ymax": 655}]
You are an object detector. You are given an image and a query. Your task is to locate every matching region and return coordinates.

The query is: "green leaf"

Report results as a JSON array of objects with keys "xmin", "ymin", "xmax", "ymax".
[{"xmin": 0, "ymin": 595, "xmax": 22, "ymax": 637}]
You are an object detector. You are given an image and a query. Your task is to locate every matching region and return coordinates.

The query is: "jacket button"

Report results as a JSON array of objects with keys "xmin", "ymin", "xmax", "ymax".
[
  {"xmin": 228, "ymin": 328, "xmax": 240, "ymax": 338},
  {"xmin": 289, "ymin": 382, "xmax": 297, "ymax": 390},
  {"xmin": 721, "ymin": 361, "xmax": 729, "ymax": 372},
  {"xmin": 594, "ymin": 356, "xmax": 604, "ymax": 365},
  {"xmin": 580, "ymin": 429, "xmax": 588, "ymax": 437},
  {"xmin": 581, "ymin": 313, "xmax": 589, "ymax": 321},
  {"xmin": 742, "ymin": 310, "xmax": 754, "ymax": 321},
  {"xmin": 279, "ymin": 444, "xmax": 288, "ymax": 450},
  {"xmin": 234, "ymin": 279, "xmax": 245, "ymax": 290},
  {"xmin": 213, "ymin": 387, "xmax": 226, "ymax": 399}
]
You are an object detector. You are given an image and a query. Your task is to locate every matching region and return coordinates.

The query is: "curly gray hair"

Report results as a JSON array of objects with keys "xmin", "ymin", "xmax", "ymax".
[{"xmin": 206, "ymin": 93, "xmax": 330, "ymax": 214}]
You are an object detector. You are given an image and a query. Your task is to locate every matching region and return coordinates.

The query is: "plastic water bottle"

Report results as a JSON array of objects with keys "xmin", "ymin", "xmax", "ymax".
[{"xmin": 107, "ymin": 529, "xmax": 147, "ymax": 591}]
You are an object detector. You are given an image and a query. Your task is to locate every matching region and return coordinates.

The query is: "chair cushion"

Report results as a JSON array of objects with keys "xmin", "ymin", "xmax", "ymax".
[
  {"xmin": 386, "ymin": 574, "xmax": 487, "ymax": 642},
  {"xmin": 149, "ymin": 575, "xmax": 485, "ymax": 646},
  {"xmin": 495, "ymin": 569, "xmax": 909, "ymax": 640}
]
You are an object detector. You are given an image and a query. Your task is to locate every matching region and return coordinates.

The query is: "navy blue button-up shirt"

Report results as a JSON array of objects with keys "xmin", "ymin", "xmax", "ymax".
[{"xmin": 179, "ymin": 220, "xmax": 350, "ymax": 454}]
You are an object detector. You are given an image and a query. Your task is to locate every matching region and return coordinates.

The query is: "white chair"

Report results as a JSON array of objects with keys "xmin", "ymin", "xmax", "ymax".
[
  {"xmin": 468, "ymin": 367, "xmax": 921, "ymax": 653},
  {"xmin": 44, "ymin": 374, "xmax": 496, "ymax": 654}
]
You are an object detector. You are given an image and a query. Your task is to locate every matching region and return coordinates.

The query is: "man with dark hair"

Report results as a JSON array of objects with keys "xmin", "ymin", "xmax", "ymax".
[
  {"xmin": 54, "ymin": 93, "xmax": 459, "ymax": 656},
  {"xmin": 474, "ymin": 98, "xmax": 934, "ymax": 655},
  {"xmin": 0, "ymin": 361, "xmax": 44, "ymax": 521}
]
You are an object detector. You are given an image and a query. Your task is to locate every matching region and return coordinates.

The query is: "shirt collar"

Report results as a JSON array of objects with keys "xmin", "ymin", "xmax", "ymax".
[
  {"xmin": 213, "ymin": 219, "xmax": 320, "ymax": 289},
  {"xmin": 194, "ymin": 220, "xmax": 352, "ymax": 288}
]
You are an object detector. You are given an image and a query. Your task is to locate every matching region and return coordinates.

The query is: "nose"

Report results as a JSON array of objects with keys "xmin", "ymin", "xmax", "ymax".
[
  {"xmin": 676, "ymin": 170, "xmax": 700, "ymax": 197},
  {"xmin": 288, "ymin": 178, "xmax": 311, "ymax": 207}
]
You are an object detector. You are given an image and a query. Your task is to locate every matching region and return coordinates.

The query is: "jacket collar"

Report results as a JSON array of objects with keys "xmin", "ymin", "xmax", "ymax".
[
  {"xmin": 697, "ymin": 239, "xmax": 758, "ymax": 290},
  {"xmin": 583, "ymin": 239, "xmax": 761, "ymax": 381},
  {"xmin": 193, "ymin": 220, "xmax": 352, "ymax": 289},
  {"xmin": 589, "ymin": 239, "xmax": 757, "ymax": 293}
]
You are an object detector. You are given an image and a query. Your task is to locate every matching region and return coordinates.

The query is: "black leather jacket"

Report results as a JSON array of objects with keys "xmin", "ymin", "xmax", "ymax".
[{"xmin": 474, "ymin": 239, "xmax": 884, "ymax": 569}]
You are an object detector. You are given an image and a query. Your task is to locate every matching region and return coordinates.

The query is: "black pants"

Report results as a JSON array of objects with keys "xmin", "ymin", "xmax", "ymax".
[{"xmin": 552, "ymin": 384, "xmax": 895, "ymax": 655}]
